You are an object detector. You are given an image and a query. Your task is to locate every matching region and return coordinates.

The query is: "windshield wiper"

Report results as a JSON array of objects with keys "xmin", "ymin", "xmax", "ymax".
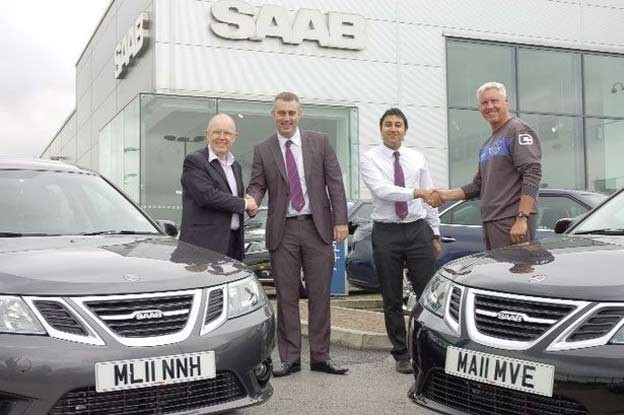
[
  {"xmin": 0, "ymin": 232, "xmax": 61, "ymax": 237},
  {"xmin": 77, "ymin": 230, "xmax": 160, "ymax": 236},
  {"xmin": 574, "ymin": 228, "xmax": 624, "ymax": 236}
]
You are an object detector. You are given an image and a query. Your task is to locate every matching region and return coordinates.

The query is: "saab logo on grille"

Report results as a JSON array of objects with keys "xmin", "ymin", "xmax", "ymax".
[
  {"xmin": 134, "ymin": 310, "xmax": 164, "ymax": 320},
  {"xmin": 496, "ymin": 311, "xmax": 525, "ymax": 322}
]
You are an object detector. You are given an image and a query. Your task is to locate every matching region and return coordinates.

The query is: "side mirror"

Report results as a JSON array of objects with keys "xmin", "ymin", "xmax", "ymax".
[
  {"xmin": 348, "ymin": 221, "xmax": 359, "ymax": 235},
  {"xmin": 157, "ymin": 220, "xmax": 179, "ymax": 237},
  {"xmin": 554, "ymin": 218, "xmax": 573, "ymax": 234}
]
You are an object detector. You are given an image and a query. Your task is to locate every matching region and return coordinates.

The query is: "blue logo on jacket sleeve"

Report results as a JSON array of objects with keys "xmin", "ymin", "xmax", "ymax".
[{"xmin": 479, "ymin": 137, "xmax": 512, "ymax": 163}]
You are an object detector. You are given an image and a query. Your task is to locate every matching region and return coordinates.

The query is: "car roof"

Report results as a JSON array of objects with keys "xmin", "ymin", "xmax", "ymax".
[{"xmin": 0, "ymin": 158, "xmax": 92, "ymax": 174}]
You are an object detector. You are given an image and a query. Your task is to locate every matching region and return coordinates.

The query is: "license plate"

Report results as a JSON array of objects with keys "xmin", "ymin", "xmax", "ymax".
[
  {"xmin": 445, "ymin": 346, "xmax": 554, "ymax": 397},
  {"xmin": 95, "ymin": 351, "xmax": 216, "ymax": 393}
]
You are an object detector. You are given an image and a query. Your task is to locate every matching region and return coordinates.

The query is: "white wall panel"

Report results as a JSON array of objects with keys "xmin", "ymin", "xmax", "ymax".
[
  {"xmin": 583, "ymin": 0, "xmax": 624, "ymax": 9},
  {"xmin": 398, "ymin": 0, "xmax": 581, "ymax": 43},
  {"xmin": 91, "ymin": 15, "xmax": 117, "ymax": 80},
  {"xmin": 399, "ymin": 64, "xmax": 445, "ymax": 108},
  {"xmin": 117, "ymin": 0, "xmax": 154, "ymax": 40},
  {"xmin": 117, "ymin": 46, "xmax": 154, "ymax": 110},
  {"xmin": 76, "ymin": 89, "xmax": 92, "ymax": 130},
  {"xmin": 581, "ymin": 5, "xmax": 624, "ymax": 45},
  {"xmin": 399, "ymin": 24, "xmax": 446, "ymax": 67},
  {"xmin": 92, "ymin": 91, "xmax": 116, "ymax": 145},
  {"xmin": 76, "ymin": 54, "xmax": 92, "ymax": 101},
  {"xmin": 400, "ymin": 106, "xmax": 447, "ymax": 150},
  {"xmin": 77, "ymin": 121, "xmax": 93, "ymax": 160},
  {"xmin": 92, "ymin": 58, "xmax": 117, "ymax": 111},
  {"xmin": 170, "ymin": 45, "xmax": 398, "ymax": 104}
]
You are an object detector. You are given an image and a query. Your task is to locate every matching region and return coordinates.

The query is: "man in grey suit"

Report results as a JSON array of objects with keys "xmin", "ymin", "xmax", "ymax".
[
  {"xmin": 247, "ymin": 92, "xmax": 349, "ymax": 376},
  {"xmin": 180, "ymin": 113, "xmax": 257, "ymax": 261}
]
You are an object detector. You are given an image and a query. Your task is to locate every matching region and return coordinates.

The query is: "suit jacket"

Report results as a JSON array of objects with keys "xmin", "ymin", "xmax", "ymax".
[
  {"xmin": 246, "ymin": 130, "xmax": 348, "ymax": 251},
  {"xmin": 179, "ymin": 146, "xmax": 246, "ymax": 260}
]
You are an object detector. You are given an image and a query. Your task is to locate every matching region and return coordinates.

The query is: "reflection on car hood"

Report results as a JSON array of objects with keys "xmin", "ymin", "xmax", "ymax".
[
  {"xmin": 440, "ymin": 235, "xmax": 624, "ymax": 301},
  {"xmin": 0, "ymin": 236, "xmax": 250, "ymax": 296}
]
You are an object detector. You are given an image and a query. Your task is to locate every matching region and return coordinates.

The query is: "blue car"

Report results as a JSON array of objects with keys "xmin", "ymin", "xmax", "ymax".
[{"xmin": 346, "ymin": 189, "xmax": 607, "ymax": 292}]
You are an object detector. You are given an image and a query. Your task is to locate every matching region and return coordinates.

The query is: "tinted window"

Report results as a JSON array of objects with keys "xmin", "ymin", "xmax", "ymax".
[
  {"xmin": 537, "ymin": 196, "xmax": 589, "ymax": 230},
  {"xmin": 0, "ymin": 170, "xmax": 158, "ymax": 235},
  {"xmin": 574, "ymin": 190, "xmax": 624, "ymax": 233},
  {"xmin": 441, "ymin": 200, "xmax": 482, "ymax": 226}
]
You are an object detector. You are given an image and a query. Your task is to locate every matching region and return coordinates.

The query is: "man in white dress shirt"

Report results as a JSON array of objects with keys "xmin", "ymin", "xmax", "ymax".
[{"xmin": 360, "ymin": 108, "xmax": 441, "ymax": 374}]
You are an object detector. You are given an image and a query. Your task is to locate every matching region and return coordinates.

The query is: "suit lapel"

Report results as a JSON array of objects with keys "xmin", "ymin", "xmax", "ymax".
[
  {"xmin": 203, "ymin": 147, "xmax": 231, "ymax": 192},
  {"xmin": 233, "ymin": 161, "xmax": 244, "ymax": 197},
  {"xmin": 301, "ymin": 131, "xmax": 312, "ymax": 182},
  {"xmin": 269, "ymin": 134, "xmax": 288, "ymax": 183}
]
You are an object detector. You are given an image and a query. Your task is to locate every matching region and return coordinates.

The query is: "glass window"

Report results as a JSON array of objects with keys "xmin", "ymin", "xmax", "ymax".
[
  {"xmin": 586, "ymin": 118, "xmax": 624, "ymax": 193},
  {"xmin": 517, "ymin": 48, "xmax": 582, "ymax": 115},
  {"xmin": 140, "ymin": 94, "xmax": 217, "ymax": 222},
  {"xmin": 584, "ymin": 54, "xmax": 624, "ymax": 118},
  {"xmin": 440, "ymin": 200, "xmax": 482, "ymax": 226},
  {"xmin": 572, "ymin": 190, "xmax": 624, "ymax": 234},
  {"xmin": 123, "ymin": 98, "xmax": 140, "ymax": 202},
  {"xmin": 448, "ymin": 109, "xmax": 492, "ymax": 187},
  {"xmin": 537, "ymin": 196, "xmax": 589, "ymax": 230},
  {"xmin": 447, "ymin": 41, "xmax": 515, "ymax": 109},
  {"xmin": 520, "ymin": 113, "xmax": 584, "ymax": 189}
]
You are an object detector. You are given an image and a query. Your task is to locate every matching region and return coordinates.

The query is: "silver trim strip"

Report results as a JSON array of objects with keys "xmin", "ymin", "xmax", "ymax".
[
  {"xmin": 73, "ymin": 289, "xmax": 203, "ymax": 347},
  {"xmin": 100, "ymin": 309, "xmax": 189, "ymax": 321},
  {"xmin": 466, "ymin": 289, "xmax": 589, "ymax": 350},
  {"xmin": 475, "ymin": 309, "xmax": 557, "ymax": 325},
  {"xmin": 444, "ymin": 285, "xmax": 462, "ymax": 335},
  {"xmin": 24, "ymin": 297, "xmax": 105, "ymax": 346},
  {"xmin": 547, "ymin": 303, "xmax": 624, "ymax": 351},
  {"xmin": 201, "ymin": 286, "xmax": 228, "ymax": 336}
]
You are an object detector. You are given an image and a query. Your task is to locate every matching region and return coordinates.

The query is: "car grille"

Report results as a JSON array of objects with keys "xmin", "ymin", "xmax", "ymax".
[
  {"xmin": 34, "ymin": 300, "xmax": 88, "ymax": 336},
  {"xmin": 48, "ymin": 372, "xmax": 246, "ymax": 415},
  {"xmin": 449, "ymin": 287, "xmax": 462, "ymax": 323},
  {"xmin": 85, "ymin": 294, "xmax": 193, "ymax": 338},
  {"xmin": 473, "ymin": 293, "xmax": 575, "ymax": 342},
  {"xmin": 422, "ymin": 369, "xmax": 588, "ymax": 415},
  {"xmin": 568, "ymin": 307, "xmax": 624, "ymax": 342},
  {"xmin": 205, "ymin": 288, "xmax": 224, "ymax": 324}
]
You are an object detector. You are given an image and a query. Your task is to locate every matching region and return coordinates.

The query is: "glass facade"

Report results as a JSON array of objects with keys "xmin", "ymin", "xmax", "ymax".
[
  {"xmin": 95, "ymin": 94, "xmax": 358, "ymax": 223},
  {"xmin": 447, "ymin": 38, "xmax": 624, "ymax": 193}
]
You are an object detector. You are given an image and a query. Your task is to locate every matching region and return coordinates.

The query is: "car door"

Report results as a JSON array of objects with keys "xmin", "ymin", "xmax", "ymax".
[
  {"xmin": 535, "ymin": 193, "xmax": 593, "ymax": 239},
  {"xmin": 437, "ymin": 200, "xmax": 485, "ymax": 268}
]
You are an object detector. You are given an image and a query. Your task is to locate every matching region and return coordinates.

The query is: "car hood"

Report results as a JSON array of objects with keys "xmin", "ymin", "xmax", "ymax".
[
  {"xmin": 440, "ymin": 235, "xmax": 624, "ymax": 301},
  {"xmin": 0, "ymin": 236, "xmax": 251, "ymax": 296}
]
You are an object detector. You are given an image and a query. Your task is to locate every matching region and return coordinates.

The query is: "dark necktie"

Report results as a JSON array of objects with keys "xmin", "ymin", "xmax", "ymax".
[
  {"xmin": 394, "ymin": 151, "xmax": 408, "ymax": 220},
  {"xmin": 285, "ymin": 140, "xmax": 305, "ymax": 211}
]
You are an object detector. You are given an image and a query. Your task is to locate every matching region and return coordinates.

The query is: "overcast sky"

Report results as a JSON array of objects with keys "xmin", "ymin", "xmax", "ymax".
[{"xmin": 0, "ymin": 0, "xmax": 111, "ymax": 158}]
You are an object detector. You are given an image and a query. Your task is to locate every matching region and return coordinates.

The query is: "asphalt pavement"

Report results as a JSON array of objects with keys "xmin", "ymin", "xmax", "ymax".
[{"xmin": 238, "ymin": 343, "xmax": 437, "ymax": 415}]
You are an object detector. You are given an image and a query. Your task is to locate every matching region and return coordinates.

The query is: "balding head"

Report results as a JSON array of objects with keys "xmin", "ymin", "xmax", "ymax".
[{"xmin": 206, "ymin": 113, "xmax": 238, "ymax": 160}]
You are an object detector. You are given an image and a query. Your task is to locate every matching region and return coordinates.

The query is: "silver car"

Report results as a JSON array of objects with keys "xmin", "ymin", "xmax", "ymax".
[{"xmin": 0, "ymin": 159, "xmax": 275, "ymax": 414}]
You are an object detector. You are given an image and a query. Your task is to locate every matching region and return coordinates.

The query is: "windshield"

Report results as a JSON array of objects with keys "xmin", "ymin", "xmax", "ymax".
[
  {"xmin": 572, "ymin": 190, "xmax": 624, "ymax": 235},
  {"xmin": 0, "ymin": 169, "xmax": 159, "ymax": 236}
]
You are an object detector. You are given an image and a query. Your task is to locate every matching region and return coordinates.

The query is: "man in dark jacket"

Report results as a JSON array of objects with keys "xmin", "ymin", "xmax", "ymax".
[{"xmin": 179, "ymin": 113, "xmax": 256, "ymax": 260}]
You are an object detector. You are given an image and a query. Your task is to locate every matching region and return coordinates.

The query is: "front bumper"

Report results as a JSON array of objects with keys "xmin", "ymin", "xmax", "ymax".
[
  {"xmin": 0, "ymin": 304, "xmax": 275, "ymax": 415},
  {"xmin": 409, "ymin": 305, "xmax": 624, "ymax": 415}
]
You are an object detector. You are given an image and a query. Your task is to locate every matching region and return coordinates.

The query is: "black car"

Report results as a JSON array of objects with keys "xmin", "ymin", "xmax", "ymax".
[
  {"xmin": 408, "ymin": 187, "xmax": 624, "ymax": 414},
  {"xmin": 346, "ymin": 189, "xmax": 606, "ymax": 292},
  {"xmin": 0, "ymin": 159, "xmax": 275, "ymax": 414}
]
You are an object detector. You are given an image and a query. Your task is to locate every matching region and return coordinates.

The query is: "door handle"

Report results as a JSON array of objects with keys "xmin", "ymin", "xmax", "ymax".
[{"xmin": 441, "ymin": 236, "xmax": 456, "ymax": 243}]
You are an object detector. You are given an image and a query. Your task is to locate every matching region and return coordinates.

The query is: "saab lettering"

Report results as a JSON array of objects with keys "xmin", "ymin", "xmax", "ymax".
[
  {"xmin": 210, "ymin": 0, "xmax": 366, "ymax": 50},
  {"xmin": 114, "ymin": 12, "xmax": 150, "ymax": 79}
]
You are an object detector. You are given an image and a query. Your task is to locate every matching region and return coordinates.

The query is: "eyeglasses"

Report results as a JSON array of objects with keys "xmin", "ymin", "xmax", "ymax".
[{"xmin": 207, "ymin": 130, "xmax": 235, "ymax": 139}]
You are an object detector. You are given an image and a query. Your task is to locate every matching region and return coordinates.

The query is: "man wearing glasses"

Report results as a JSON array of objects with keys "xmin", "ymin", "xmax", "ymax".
[{"xmin": 179, "ymin": 113, "xmax": 257, "ymax": 260}]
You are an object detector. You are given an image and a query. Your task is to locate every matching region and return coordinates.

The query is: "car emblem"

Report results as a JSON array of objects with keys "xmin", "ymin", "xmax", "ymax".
[
  {"xmin": 529, "ymin": 274, "xmax": 546, "ymax": 283},
  {"xmin": 496, "ymin": 311, "xmax": 525, "ymax": 323},
  {"xmin": 133, "ymin": 310, "xmax": 164, "ymax": 320},
  {"xmin": 123, "ymin": 274, "xmax": 141, "ymax": 282}
]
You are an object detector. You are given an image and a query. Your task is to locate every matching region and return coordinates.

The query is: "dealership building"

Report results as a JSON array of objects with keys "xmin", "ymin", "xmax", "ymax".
[{"xmin": 42, "ymin": 0, "xmax": 624, "ymax": 223}]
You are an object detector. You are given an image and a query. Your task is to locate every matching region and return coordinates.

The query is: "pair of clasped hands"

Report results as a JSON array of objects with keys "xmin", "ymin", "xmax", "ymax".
[
  {"xmin": 416, "ymin": 189, "xmax": 448, "ymax": 208},
  {"xmin": 245, "ymin": 195, "xmax": 259, "ymax": 216}
]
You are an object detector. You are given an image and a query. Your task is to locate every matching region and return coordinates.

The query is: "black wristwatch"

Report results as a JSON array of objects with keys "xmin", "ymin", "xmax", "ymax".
[{"xmin": 516, "ymin": 212, "xmax": 530, "ymax": 220}]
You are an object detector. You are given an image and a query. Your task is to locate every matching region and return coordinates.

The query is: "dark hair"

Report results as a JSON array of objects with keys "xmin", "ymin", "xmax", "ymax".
[
  {"xmin": 379, "ymin": 108, "xmax": 408, "ymax": 130},
  {"xmin": 274, "ymin": 91, "xmax": 300, "ymax": 104}
]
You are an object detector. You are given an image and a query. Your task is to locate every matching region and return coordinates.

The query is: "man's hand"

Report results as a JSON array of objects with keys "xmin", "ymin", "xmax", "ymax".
[
  {"xmin": 432, "ymin": 239, "xmax": 442, "ymax": 257},
  {"xmin": 510, "ymin": 218, "xmax": 528, "ymax": 244},
  {"xmin": 415, "ymin": 189, "xmax": 444, "ymax": 208},
  {"xmin": 334, "ymin": 224, "xmax": 348, "ymax": 243},
  {"xmin": 245, "ymin": 194, "xmax": 258, "ymax": 217}
]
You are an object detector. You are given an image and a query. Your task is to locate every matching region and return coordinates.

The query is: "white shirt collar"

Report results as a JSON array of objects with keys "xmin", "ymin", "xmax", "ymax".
[
  {"xmin": 208, "ymin": 145, "xmax": 235, "ymax": 166},
  {"xmin": 381, "ymin": 143, "xmax": 402, "ymax": 159},
  {"xmin": 277, "ymin": 128, "xmax": 302, "ymax": 147}
]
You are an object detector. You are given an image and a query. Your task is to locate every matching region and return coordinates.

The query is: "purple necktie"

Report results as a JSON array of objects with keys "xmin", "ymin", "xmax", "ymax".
[
  {"xmin": 394, "ymin": 151, "xmax": 408, "ymax": 220},
  {"xmin": 285, "ymin": 140, "xmax": 305, "ymax": 211}
]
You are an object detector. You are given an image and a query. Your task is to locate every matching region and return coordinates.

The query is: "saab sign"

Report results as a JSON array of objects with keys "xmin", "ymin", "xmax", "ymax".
[
  {"xmin": 210, "ymin": 0, "xmax": 366, "ymax": 50},
  {"xmin": 114, "ymin": 12, "xmax": 150, "ymax": 79}
]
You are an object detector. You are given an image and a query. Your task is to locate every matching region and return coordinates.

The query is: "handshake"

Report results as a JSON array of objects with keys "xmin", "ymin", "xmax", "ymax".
[
  {"xmin": 414, "ymin": 189, "xmax": 449, "ymax": 208},
  {"xmin": 245, "ymin": 194, "xmax": 258, "ymax": 217}
]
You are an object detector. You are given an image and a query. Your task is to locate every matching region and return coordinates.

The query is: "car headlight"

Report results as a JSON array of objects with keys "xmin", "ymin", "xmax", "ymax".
[
  {"xmin": 0, "ymin": 296, "xmax": 46, "ymax": 335},
  {"xmin": 419, "ymin": 274, "xmax": 451, "ymax": 317},
  {"xmin": 227, "ymin": 276, "xmax": 268, "ymax": 318}
]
